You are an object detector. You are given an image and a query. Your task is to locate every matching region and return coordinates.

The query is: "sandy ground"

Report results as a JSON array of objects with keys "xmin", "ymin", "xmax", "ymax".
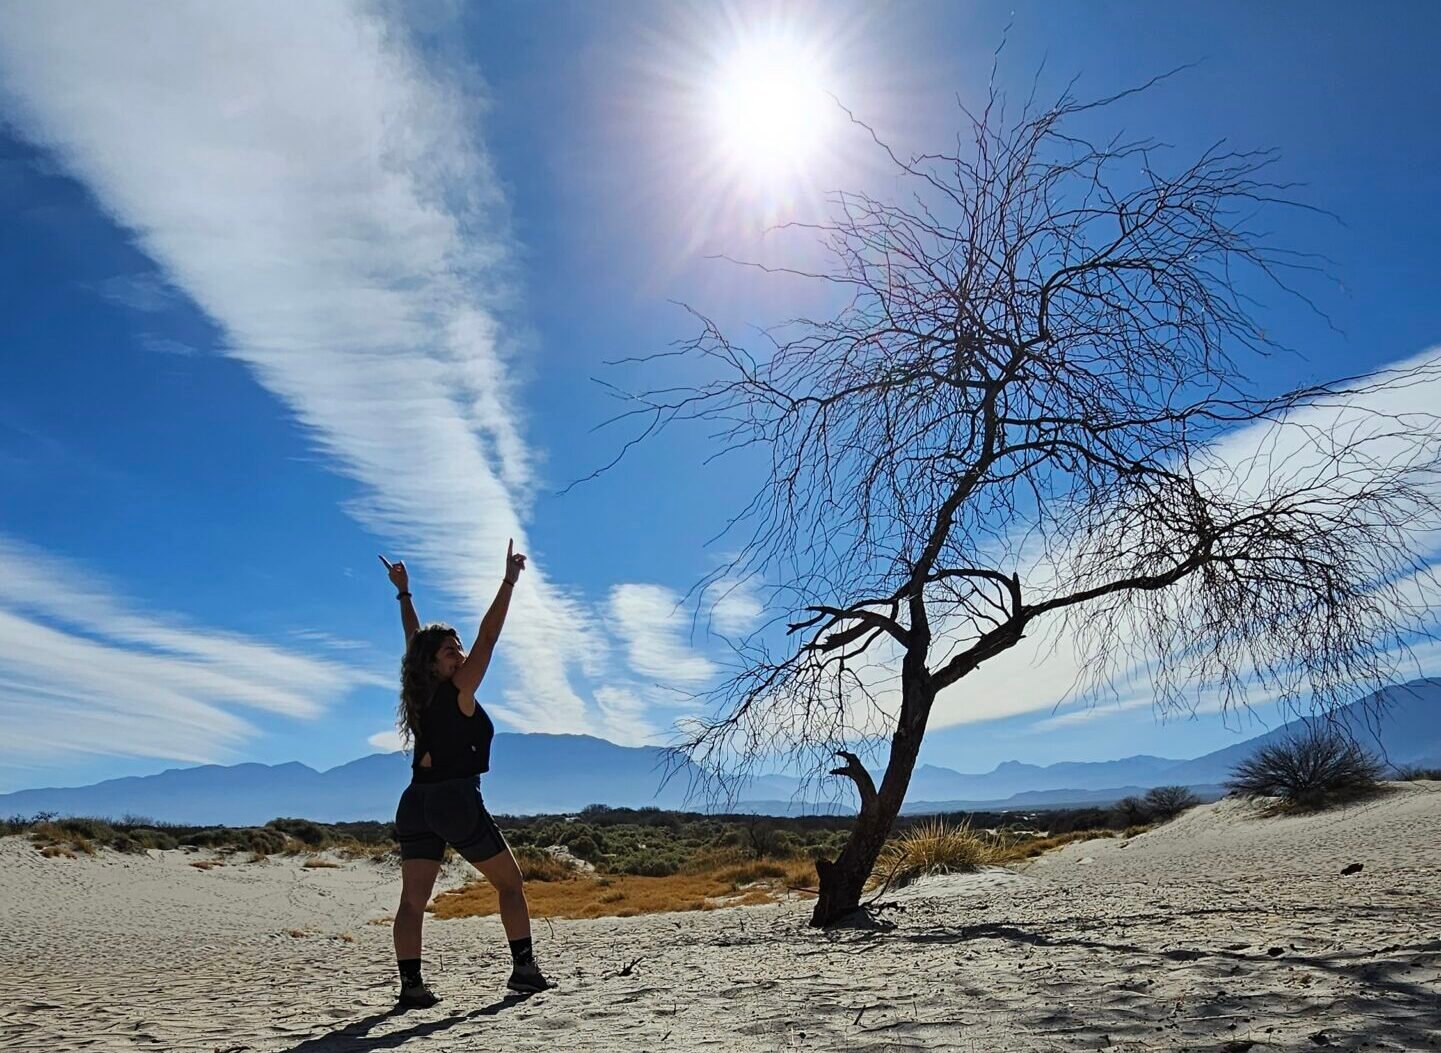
[{"xmin": 1, "ymin": 784, "xmax": 1438, "ymax": 1053}]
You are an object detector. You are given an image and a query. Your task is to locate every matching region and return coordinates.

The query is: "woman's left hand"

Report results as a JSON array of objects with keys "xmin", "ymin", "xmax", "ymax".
[{"xmin": 505, "ymin": 539, "xmax": 527, "ymax": 584}]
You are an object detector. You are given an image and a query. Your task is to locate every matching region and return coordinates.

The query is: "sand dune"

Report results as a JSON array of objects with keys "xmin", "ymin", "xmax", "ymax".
[{"xmin": 1, "ymin": 783, "xmax": 1438, "ymax": 1051}]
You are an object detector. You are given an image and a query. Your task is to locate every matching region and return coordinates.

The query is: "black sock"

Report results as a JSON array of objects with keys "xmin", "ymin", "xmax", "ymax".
[
  {"xmin": 508, "ymin": 937, "xmax": 534, "ymax": 968},
  {"xmin": 398, "ymin": 958, "xmax": 424, "ymax": 986}
]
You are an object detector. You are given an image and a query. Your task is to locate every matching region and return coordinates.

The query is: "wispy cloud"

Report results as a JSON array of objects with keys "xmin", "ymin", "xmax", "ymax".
[
  {"xmin": 593, "ymin": 685, "xmax": 663, "ymax": 746},
  {"xmin": 705, "ymin": 576, "xmax": 765, "ymax": 637},
  {"xmin": 0, "ymin": 2, "xmax": 608, "ymax": 738},
  {"xmin": 91, "ymin": 271, "xmax": 178, "ymax": 314},
  {"xmin": 0, "ymin": 534, "xmax": 380, "ymax": 777},
  {"xmin": 608, "ymin": 583, "xmax": 718, "ymax": 687},
  {"xmin": 930, "ymin": 349, "xmax": 1441, "ymax": 730}
]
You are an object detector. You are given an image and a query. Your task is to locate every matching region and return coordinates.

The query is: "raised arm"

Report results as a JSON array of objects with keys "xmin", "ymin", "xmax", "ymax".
[
  {"xmin": 379, "ymin": 555, "xmax": 420, "ymax": 645},
  {"xmin": 453, "ymin": 539, "xmax": 526, "ymax": 704}
]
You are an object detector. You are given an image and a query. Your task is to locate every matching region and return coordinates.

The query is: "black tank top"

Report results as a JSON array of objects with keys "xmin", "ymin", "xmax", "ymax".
[{"xmin": 411, "ymin": 679, "xmax": 495, "ymax": 783}]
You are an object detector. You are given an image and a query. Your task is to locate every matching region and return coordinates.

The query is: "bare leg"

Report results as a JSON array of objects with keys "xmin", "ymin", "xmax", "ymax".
[
  {"xmin": 394, "ymin": 858, "xmax": 441, "ymax": 960},
  {"xmin": 471, "ymin": 847, "xmax": 531, "ymax": 942}
]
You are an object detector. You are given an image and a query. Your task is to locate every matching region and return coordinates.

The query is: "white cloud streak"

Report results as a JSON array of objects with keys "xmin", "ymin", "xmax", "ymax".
[
  {"xmin": 0, "ymin": 1, "xmax": 606, "ymax": 736},
  {"xmin": 367, "ymin": 728, "xmax": 404, "ymax": 753},
  {"xmin": 0, "ymin": 534, "xmax": 381, "ymax": 771}
]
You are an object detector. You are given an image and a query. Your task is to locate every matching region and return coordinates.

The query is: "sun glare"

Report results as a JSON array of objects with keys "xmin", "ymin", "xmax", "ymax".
[{"xmin": 706, "ymin": 35, "xmax": 834, "ymax": 188}]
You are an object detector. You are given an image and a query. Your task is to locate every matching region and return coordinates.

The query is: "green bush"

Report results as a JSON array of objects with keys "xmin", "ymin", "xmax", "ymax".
[
  {"xmin": 616, "ymin": 855, "xmax": 680, "ymax": 877},
  {"xmin": 563, "ymin": 831, "xmax": 603, "ymax": 861}
]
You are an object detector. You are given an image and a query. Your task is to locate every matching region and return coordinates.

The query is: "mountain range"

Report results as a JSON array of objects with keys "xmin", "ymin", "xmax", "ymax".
[{"xmin": 2, "ymin": 678, "xmax": 1436, "ymax": 825}]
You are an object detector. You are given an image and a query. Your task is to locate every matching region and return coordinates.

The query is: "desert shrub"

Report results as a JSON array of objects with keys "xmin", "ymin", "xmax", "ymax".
[
  {"xmin": 618, "ymin": 855, "xmax": 680, "ymax": 877},
  {"xmin": 126, "ymin": 827, "xmax": 180, "ymax": 851},
  {"xmin": 237, "ymin": 828, "xmax": 287, "ymax": 854},
  {"xmin": 188, "ymin": 826, "xmax": 289, "ymax": 855},
  {"xmin": 1045, "ymin": 807, "xmax": 1114, "ymax": 835},
  {"xmin": 1113, "ymin": 796, "xmax": 1152, "ymax": 826},
  {"xmin": 1143, "ymin": 785, "xmax": 1200, "ymax": 820},
  {"xmin": 1227, "ymin": 728, "xmax": 1385, "ymax": 810},
  {"xmin": 57, "ymin": 817, "xmax": 115, "ymax": 841},
  {"xmin": 186, "ymin": 827, "xmax": 232, "ymax": 848},
  {"xmin": 739, "ymin": 821, "xmax": 791, "ymax": 859},
  {"xmin": 29, "ymin": 819, "xmax": 101, "ymax": 855},
  {"xmin": 512, "ymin": 846, "xmax": 577, "ymax": 882},
  {"xmin": 870, "ymin": 818, "xmax": 993, "ymax": 889},
  {"xmin": 562, "ymin": 831, "xmax": 603, "ymax": 861},
  {"xmin": 266, "ymin": 818, "xmax": 326, "ymax": 847},
  {"xmin": 1392, "ymin": 764, "xmax": 1441, "ymax": 781}
]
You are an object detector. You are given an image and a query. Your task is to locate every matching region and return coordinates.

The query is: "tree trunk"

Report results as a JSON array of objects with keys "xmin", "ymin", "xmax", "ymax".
[{"xmin": 811, "ymin": 677, "xmax": 935, "ymax": 926}]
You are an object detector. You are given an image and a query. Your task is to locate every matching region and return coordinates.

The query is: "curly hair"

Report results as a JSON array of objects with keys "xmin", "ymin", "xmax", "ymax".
[{"xmin": 397, "ymin": 623, "xmax": 461, "ymax": 749}]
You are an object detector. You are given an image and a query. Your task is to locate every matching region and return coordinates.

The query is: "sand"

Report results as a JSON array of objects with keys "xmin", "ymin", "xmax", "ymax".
[{"xmin": 1, "ymin": 782, "xmax": 1438, "ymax": 1052}]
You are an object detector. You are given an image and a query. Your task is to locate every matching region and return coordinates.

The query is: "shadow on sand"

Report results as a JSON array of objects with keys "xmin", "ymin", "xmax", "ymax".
[
  {"xmin": 908, "ymin": 918, "xmax": 1441, "ymax": 1049},
  {"xmin": 276, "ymin": 990, "xmax": 534, "ymax": 1053}
]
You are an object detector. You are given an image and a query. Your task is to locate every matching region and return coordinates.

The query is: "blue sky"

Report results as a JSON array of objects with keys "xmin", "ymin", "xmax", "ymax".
[{"xmin": 1, "ymin": 1, "xmax": 1439, "ymax": 794}]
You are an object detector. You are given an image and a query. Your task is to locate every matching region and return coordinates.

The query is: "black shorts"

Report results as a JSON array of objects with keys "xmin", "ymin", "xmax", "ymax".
[{"xmin": 395, "ymin": 776, "xmax": 507, "ymax": 863}]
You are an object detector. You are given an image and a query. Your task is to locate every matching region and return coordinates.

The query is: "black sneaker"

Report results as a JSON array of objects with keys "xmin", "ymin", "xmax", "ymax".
[
  {"xmin": 506, "ymin": 962, "xmax": 552, "ymax": 994},
  {"xmin": 398, "ymin": 981, "xmax": 441, "ymax": 1009}
]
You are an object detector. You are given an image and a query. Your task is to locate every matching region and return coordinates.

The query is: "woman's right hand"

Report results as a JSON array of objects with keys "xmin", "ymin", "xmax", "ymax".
[{"xmin": 379, "ymin": 554, "xmax": 409, "ymax": 592}]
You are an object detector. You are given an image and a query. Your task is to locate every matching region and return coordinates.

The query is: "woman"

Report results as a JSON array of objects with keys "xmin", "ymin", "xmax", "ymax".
[{"xmin": 380, "ymin": 543, "xmax": 550, "ymax": 1008}]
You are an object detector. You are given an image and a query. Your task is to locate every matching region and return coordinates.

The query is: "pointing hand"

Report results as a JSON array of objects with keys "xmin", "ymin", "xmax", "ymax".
[
  {"xmin": 505, "ymin": 539, "xmax": 527, "ymax": 585},
  {"xmin": 378, "ymin": 554, "xmax": 409, "ymax": 592}
]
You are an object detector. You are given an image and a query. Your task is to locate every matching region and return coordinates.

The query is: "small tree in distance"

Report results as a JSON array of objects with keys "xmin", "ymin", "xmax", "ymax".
[
  {"xmin": 1142, "ymin": 785, "xmax": 1201, "ymax": 821},
  {"xmin": 599, "ymin": 74, "xmax": 1441, "ymax": 924}
]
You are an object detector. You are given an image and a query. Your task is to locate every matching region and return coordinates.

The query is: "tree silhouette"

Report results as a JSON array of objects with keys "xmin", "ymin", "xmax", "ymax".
[{"xmin": 600, "ymin": 76, "xmax": 1441, "ymax": 924}]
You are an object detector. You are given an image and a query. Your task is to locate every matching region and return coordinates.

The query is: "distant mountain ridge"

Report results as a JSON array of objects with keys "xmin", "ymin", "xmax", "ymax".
[{"xmin": 2, "ymin": 678, "xmax": 1436, "ymax": 824}]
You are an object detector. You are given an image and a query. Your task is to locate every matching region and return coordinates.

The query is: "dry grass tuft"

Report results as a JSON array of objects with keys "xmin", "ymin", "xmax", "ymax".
[
  {"xmin": 991, "ymin": 829, "xmax": 1117, "ymax": 863},
  {"xmin": 430, "ymin": 857, "xmax": 816, "ymax": 920},
  {"xmin": 29, "ymin": 822, "xmax": 97, "ymax": 856},
  {"xmin": 189, "ymin": 859, "xmax": 223, "ymax": 870},
  {"xmin": 512, "ymin": 845, "xmax": 579, "ymax": 882},
  {"xmin": 335, "ymin": 933, "xmax": 355, "ymax": 943},
  {"xmin": 302, "ymin": 857, "xmax": 341, "ymax": 869},
  {"xmin": 334, "ymin": 841, "xmax": 396, "ymax": 864},
  {"xmin": 869, "ymin": 818, "xmax": 994, "ymax": 890}
]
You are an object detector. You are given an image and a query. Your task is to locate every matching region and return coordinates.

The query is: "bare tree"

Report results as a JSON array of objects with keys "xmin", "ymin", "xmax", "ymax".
[{"xmin": 598, "ymin": 77, "xmax": 1441, "ymax": 925}]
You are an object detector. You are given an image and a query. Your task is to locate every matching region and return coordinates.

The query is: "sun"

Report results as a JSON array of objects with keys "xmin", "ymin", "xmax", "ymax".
[{"xmin": 705, "ymin": 33, "xmax": 836, "ymax": 189}]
